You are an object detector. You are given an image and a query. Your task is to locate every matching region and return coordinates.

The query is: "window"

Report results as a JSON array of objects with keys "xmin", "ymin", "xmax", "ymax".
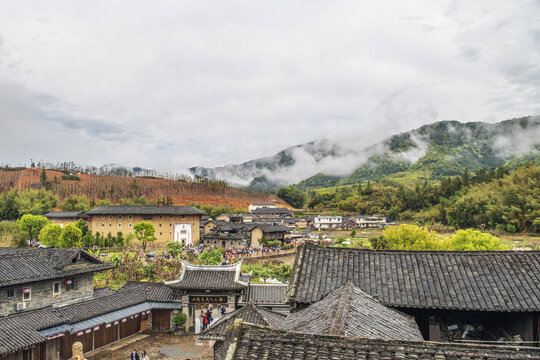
[
  {"xmin": 109, "ymin": 224, "xmax": 112, "ymax": 227},
  {"xmin": 159, "ymin": 232, "xmax": 162, "ymax": 235},
  {"xmin": 118, "ymin": 216, "xmax": 122, "ymax": 220},
  {"xmin": 53, "ymin": 282, "xmax": 61, "ymax": 295},
  {"xmin": 7, "ymin": 288, "xmax": 14, "ymax": 298},
  {"xmin": 118, "ymin": 223, "xmax": 122, "ymax": 228},
  {"xmin": 65, "ymin": 279, "xmax": 74, "ymax": 290},
  {"xmin": 108, "ymin": 216, "xmax": 112, "ymax": 220},
  {"xmin": 22, "ymin": 288, "xmax": 31, "ymax": 301},
  {"xmin": 159, "ymin": 224, "xmax": 162, "ymax": 227},
  {"xmin": 102, "ymin": 223, "xmax": 104, "ymax": 228},
  {"xmin": 129, "ymin": 215, "xmax": 133, "ymax": 220},
  {"xmin": 128, "ymin": 223, "xmax": 132, "ymax": 228}
]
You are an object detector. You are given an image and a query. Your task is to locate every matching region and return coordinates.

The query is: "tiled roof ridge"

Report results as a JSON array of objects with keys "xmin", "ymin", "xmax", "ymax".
[
  {"xmin": 236, "ymin": 322, "xmax": 540, "ymax": 353},
  {"xmin": 330, "ymin": 282, "xmax": 353, "ymax": 335},
  {"xmin": 306, "ymin": 242, "xmax": 539, "ymax": 254}
]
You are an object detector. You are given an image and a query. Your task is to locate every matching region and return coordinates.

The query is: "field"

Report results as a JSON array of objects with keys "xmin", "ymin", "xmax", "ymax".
[{"xmin": 0, "ymin": 168, "xmax": 289, "ymax": 210}]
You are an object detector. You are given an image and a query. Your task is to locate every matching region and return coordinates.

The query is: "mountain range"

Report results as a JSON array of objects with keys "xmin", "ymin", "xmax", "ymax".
[{"xmin": 190, "ymin": 116, "xmax": 540, "ymax": 189}]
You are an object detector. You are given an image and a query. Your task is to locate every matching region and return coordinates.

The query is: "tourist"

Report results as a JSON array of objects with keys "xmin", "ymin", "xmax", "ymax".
[
  {"xmin": 201, "ymin": 313, "xmax": 208, "ymax": 330},
  {"xmin": 130, "ymin": 349, "xmax": 140, "ymax": 360},
  {"xmin": 221, "ymin": 306, "xmax": 226, "ymax": 316},
  {"xmin": 141, "ymin": 350, "xmax": 149, "ymax": 360},
  {"xmin": 206, "ymin": 308, "xmax": 213, "ymax": 324}
]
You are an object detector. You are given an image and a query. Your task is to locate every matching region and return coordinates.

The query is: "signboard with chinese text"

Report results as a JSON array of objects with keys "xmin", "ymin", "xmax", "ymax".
[{"xmin": 189, "ymin": 295, "xmax": 228, "ymax": 304}]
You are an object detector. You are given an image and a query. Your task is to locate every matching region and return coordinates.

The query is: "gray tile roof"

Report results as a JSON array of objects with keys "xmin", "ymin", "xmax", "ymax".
[
  {"xmin": 281, "ymin": 282, "xmax": 423, "ymax": 341},
  {"xmin": 251, "ymin": 207, "xmax": 293, "ymax": 214},
  {"xmin": 225, "ymin": 322, "xmax": 540, "ymax": 360},
  {"xmin": 0, "ymin": 248, "xmax": 115, "ymax": 288},
  {"xmin": 43, "ymin": 211, "xmax": 88, "ymax": 219},
  {"xmin": 168, "ymin": 260, "xmax": 251, "ymax": 291},
  {"xmin": 198, "ymin": 301, "xmax": 285, "ymax": 341},
  {"xmin": 85, "ymin": 205, "xmax": 205, "ymax": 216},
  {"xmin": 0, "ymin": 281, "xmax": 176, "ymax": 356},
  {"xmin": 244, "ymin": 284, "xmax": 287, "ymax": 305},
  {"xmin": 287, "ymin": 244, "xmax": 540, "ymax": 312}
]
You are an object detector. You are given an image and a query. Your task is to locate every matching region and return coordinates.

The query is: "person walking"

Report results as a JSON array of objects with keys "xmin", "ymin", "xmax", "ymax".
[
  {"xmin": 141, "ymin": 350, "xmax": 149, "ymax": 360},
  {"xmin": 131, "ymin": 350, "xmax": 140, "ymax": 360},
  {"xmin": 206, "ymin": 308, "xmax": 213, "ymax": 325},
  {"xmin": 221, "ymin": 306, "xmax": 226, "ymax": 316}
]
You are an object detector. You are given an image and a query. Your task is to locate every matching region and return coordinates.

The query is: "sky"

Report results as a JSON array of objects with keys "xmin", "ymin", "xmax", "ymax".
[{"xmin": 0, "ymin": 0, "xmax": 539, "ymax": 173}]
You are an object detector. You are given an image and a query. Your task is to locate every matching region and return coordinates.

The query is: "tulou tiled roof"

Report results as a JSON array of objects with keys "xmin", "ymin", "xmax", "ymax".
[
  {"xmin": 43, "ymin": 211, "xmax": 88, "ymax": 219},
  {"xmin": 85, "ymin": 205, "xmax": 205, "ymax": 216},
  {"xmin": 0, "ymin": 281, "xmax": 176, "ymax": 356},
  {"xmin": 244, "ymin": 284, "xmax": 288, "ymax": 306},
  {"xmin": 251, "ymin": 207, "xmax": 293, "ymax": 214},
  {"xmin": 281, "ymin": 282, "xmax": 423, "ymax": 341},
  {"xmin": 224, "ymin": 322, "xmax": 540, "ymax": 360},
  {"xmin": 198, "ymin": 301, "xmax": 285, "ymax": 341},
  {"xmin": 0, "ymin": 248, "xmax": 115, "ymax": 288},
  {"xmin": 168, "ymin": 260, "xmax": 251, "ymax": 291},
  {"xmin": 287, "ymin": 243, "xmax": 540, "ymax": 312}
]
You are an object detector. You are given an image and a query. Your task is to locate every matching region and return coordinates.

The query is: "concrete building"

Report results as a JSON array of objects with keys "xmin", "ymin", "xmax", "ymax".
[{"xmin": 313, "ymin": 215, "xmax": 342, "ymax": 229}]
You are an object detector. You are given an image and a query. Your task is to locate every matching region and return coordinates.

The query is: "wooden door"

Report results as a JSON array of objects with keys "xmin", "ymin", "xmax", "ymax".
[
  {"xmin": 140, "ymin": 312, "xmax": 148, "ymax": 331},
  {"xmin": 152, "ymin": 309, "xmax": 171, "ymax": 330}
]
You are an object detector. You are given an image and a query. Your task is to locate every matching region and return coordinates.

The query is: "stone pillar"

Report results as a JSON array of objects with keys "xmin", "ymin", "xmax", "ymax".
[{"xmin": 70, "ymin": 342, "xmax": 86, "ymax": 360}]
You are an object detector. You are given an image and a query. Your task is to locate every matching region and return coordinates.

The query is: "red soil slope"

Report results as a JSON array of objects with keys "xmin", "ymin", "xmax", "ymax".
[{"xmin": 0, "ymin": 168, "xmax": 289, "ymax": 210}]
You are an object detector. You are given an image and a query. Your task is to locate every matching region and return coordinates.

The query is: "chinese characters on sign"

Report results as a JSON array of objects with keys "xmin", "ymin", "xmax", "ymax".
[{"xmin": 189, "ymin": 295, "xmax": 228, "ymax": 304}]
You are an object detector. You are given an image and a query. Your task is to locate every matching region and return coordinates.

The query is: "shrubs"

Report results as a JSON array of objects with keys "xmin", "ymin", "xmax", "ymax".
[{"xmin": 172, "ymin": 313, "xmax": 187, "ymax": 326}]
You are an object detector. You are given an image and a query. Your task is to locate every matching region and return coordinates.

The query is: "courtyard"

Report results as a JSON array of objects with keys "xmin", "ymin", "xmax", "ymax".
[{"xmin": 86, "ymin": 333, "xmax": 213, "ymax": 360}]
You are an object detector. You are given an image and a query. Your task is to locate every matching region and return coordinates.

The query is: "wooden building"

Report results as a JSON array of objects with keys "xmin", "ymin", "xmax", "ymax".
[
  {"xmin": 0, "ymin": 249, "xmax": 180, "ymax": 360},
  {"xmin": 286, "ymin": 243, "xmax": 540, "ymax": 344},
  {"xmin": 217, "ymin": 321, "xmax": 540, "ymax": 360}
]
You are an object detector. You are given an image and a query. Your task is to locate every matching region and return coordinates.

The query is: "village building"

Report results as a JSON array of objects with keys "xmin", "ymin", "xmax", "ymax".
[
  {"xmin": 44, "ymin": 211, "xmax": 89, "ymax": 226},
  {"xmin": 46, "ymin": 206, "xmax": 205, "ymax": 247},
  {"xmin": 247, "ymin": 202, "xmax": 276, "ymax": 212},
  {"xmin": 350, "ymin": 215, "xmax": 390, "ymax": 228},
  {"xmin": 215, "ymin": 214, "xmax": 253, "ymax": 224},
  {"xmin": 281, "ymin": 282, "xmax": 423, "ymax": 340},
  {"xmin": 200, "ymin": 218, "xmax": 218, "ymax": 234},
  {"xmin": 200, "ymin": 223, "xmax": 292, "ymax": 249},
  {"xmin": 313, "ymin": 215, "xmax": 342, "ymax": 229},
  {"xmin": 166, "ymin": 260, "xmax": 252, "ymax": 332},
  {"xmin": 198, "ymin": 301, "xmax": 285, "ymax": 360},
  {"xmin": 286, "ymin": 243, "xmax": 540, "ymax": 344},
  {"xmin": 0, "ymin": 248, "xmax": 180, "ymax": 360},
  {"xmin": 217, "ymin": 321, "xmax": 540, "ymax": 360},
  {"xmin": 250, "ymin": 207, "xmax": 293, "ymax": 218},
  {"xmin": 241, "ymin": 283, "xmax": 289, "ymax": 314}
]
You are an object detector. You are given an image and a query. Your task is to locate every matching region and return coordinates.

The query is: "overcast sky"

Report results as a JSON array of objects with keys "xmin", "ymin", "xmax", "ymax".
[{"xmin": 0, "ymin": 0, "xmax": 539, "ymax": 172}]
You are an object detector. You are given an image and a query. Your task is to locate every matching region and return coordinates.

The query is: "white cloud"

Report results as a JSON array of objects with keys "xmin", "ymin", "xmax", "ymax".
[{"xmin": 0, "ymin": 0, "xmax": 538, "ymax": 172}]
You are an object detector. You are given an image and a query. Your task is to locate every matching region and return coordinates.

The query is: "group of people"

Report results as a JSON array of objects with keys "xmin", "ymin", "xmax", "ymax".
[
  {"xmin": 201, "ymin": 305, "xmax": 227, "ymax": 331},
  {"xmin": 220, "ymin": 245, "xmax": 285, "ymax": 264},
  {"xmin": 130, "ymin": 349, "xmax": 149, "ymax": 360}
]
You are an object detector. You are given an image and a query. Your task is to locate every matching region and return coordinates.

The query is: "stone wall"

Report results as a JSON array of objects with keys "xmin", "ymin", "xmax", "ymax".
[{"xmin": 0, "ymin": 274, "xmax": 94, "ymax": 316}]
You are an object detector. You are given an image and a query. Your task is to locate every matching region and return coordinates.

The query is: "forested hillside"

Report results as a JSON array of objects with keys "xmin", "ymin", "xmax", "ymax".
[
  {"xmin": 296, "ymin": 164, "xmax": 539, "ymax": 232},
  {"xmin": 0, "ymin": 168, "xmax": 287, "ymax": 218}
]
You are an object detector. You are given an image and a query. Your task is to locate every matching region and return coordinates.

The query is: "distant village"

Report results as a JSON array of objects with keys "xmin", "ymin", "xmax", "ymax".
[{"xmin": 43, "ymin": 202, "xmax": 394, "ymax": 251}]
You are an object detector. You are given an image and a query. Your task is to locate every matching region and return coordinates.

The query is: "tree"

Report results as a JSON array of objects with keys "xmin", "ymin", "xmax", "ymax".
[
  {"xmin": 59, "ymin": 224, "xmax": 82, "ymax": 248},
  {"xmin": 450, "ymin": 229, "xmax": 507, "ymax": 251},
  {"xmin": 133, "ymin": 222, "xmax": 157, "ymax": 252},
  {"xmin": 18, "ymin": 214, "xmax": 50, "ymax": 243},
  {"xmin": 198, "ymin": 248, "xmax": 224, "ymax": 265},
  {"xmin": 39, "ymin": 224, "xmax": 62, "ymax": 247},
  {"xmin": 167, "ymin": 241, "xmax": 184, "ymax": 257},
  {"xmin": 0, "ymin": 189, "xmax": 19, "ymax": 220},
  {"xmin": 116, "ymin": 231, "xmax": 125, "ymax": 247},
  {"xmin": 277, "ymin": 186, "xmax": 306, "ymax": 209},
  {"xmin": 15, "ymin": 190, "xmax": 58, "ymax": 215},
  {"xmin": 0, "ymin": 221, "xmax": 25, "ymax": 247},
  {"xmin": 61, "ymin": 195, "xmax": 90, "ymax": 211},
  {"xmin": 382, "ymin": 224, "xmax": 448, "ymax": 250}
]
